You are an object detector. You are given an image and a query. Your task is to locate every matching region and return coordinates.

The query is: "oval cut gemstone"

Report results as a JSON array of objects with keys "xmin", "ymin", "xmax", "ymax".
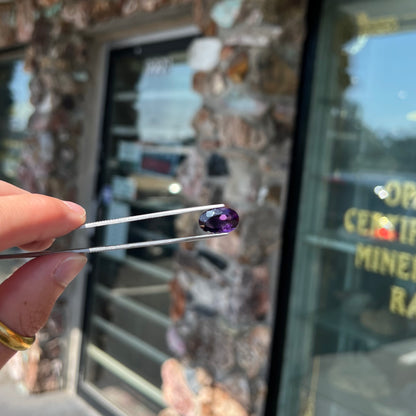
[{"xmin": 199, "ymin": 207, "xmax": 239, "ymax": 233}]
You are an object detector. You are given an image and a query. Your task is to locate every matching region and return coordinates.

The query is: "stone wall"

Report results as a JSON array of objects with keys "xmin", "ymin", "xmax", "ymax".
[
  {"xmin": 0, "ymin": 0, "xmax": 307, "ymax": 412},
  {"xmin": 163, "ymin": 1, "xmax": 306, "ymax": 415}
]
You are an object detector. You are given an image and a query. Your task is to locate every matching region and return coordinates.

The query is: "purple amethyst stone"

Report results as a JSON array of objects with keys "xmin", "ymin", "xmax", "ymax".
[{"xmin": 199, "ymin": 207, "xmax": 239, "ymax": 233}]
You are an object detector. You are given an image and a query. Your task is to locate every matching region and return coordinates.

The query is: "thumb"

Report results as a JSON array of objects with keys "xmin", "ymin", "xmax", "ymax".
[{"xmin": 0, "ymin": 253, "xmax": 87, "ymax": 366}]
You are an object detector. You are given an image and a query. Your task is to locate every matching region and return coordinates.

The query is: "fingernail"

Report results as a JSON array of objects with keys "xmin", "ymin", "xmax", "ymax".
[
  {"xmin": 54, "ymin": 255, "xmax": 87, "ymax": 287},
  {"xmin": 63, "ymin": 201, "xmax": 86, "ymax": 217}
]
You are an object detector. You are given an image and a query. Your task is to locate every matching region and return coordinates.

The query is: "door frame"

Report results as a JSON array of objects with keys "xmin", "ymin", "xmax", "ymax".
[
  {"xmin": 71, "ymin": 8, "xmax": 199, "ymax": 415},
  {"xmin": 263, "ymin": 0, "xmax": 323, "ymax": 414}
]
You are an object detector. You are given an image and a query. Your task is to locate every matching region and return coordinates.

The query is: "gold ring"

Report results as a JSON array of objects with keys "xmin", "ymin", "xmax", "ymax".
[{"xmin": 0, "ymin": 320, "xmax": 35, "ymax": 351}]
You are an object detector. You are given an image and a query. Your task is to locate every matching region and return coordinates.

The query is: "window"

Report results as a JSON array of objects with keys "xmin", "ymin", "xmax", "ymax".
[
  {"xmin": 0, "ymin": 55, "xmax": 32, "ymax": 185},
  {"xmin": 278, "ymin": 1, "xmax": 416, "ymax": 415}
]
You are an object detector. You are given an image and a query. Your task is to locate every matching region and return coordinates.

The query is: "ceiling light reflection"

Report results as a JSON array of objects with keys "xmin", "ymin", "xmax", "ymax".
[
  {"xmin": 168, "ymin": 183, "xmax": 182, "ymax": 194},
  {"xmin": 374, "ymin": 185, "xmax": 388, "ymax": 200}
]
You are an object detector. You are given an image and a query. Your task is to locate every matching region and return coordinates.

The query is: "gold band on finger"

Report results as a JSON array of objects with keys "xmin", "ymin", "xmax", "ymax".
[{"xmin": 0, "ymin": 320, "xmax": 35, "ymax": 351}]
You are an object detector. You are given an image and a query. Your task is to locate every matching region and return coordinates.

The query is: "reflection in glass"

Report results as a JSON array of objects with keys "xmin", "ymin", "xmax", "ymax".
[
  {"xmin": 0, "ymin": 59, "xmax": 32, "ymax": 184},
  {"xmin": 279, "ymin": 2, "xmax": 416, "ymax": 416},
  {"xmin": 136, "ymin": 55, "xmax": 201, "ymax": 144}
]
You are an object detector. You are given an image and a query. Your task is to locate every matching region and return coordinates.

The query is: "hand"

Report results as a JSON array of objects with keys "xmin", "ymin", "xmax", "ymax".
[{"xmin": 0, "ymin": 181, "xmax": 87, "ymax": 368}]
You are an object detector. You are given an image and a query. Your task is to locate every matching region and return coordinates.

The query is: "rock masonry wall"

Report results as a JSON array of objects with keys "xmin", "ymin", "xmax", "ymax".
[
  {"xmin": 0, "ymin": 0, "xmax": 307, "ymax": 412},
  {"xmin": 162, "ymin": 1, "xmax": 307, "ymax": 415}
]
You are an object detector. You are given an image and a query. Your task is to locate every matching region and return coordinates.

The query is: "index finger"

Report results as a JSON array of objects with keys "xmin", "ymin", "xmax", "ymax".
[{"xmin": 0, "ymin": 193, "xmax": 86, "ymax": 252}]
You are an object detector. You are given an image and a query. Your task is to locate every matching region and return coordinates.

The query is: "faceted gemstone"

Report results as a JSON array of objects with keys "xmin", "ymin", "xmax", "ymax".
[{"xmin": 199, "ymin": 207, "xmax": 239, "ymax": 233}]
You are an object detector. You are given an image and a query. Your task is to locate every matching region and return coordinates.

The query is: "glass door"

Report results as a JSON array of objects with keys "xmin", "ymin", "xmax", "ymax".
[
  {"xmin": 278, "ymin": 1, "xmax": 416, "ymax": 415},
  {"xmin": 78, "ymin": 31, "xmax": 200, "ymax": 415}
]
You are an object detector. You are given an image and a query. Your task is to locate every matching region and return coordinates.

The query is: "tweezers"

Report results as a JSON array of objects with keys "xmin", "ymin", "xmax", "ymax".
[{"xmin": 0, "ymin": 204, "xmax": 229, "ymax": 259}]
